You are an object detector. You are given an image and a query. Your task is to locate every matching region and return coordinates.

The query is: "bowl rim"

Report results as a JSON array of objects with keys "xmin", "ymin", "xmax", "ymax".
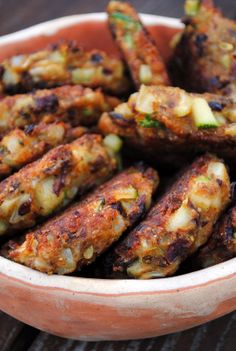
[{"xmin": 0, "ymin": 12, "xmax": 235, "ymax": 296}]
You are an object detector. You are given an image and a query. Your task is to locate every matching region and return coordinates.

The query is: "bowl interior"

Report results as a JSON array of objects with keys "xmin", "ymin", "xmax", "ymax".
[{"xmin": 0, "ymin": 13, "xmax": 235, "ymax": 294}]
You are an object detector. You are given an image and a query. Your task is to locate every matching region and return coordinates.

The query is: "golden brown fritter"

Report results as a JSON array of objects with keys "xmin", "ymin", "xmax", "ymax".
[
  {"xmin": 0, "ymin": 85, "xmax": 120, "ymax": 137},
  {"xmin": 99, "ymin": 85, "xmax": 236, "ymax": 167},
  {"xmin": 192, "ymin": 205, "xmax": 236, "ymax": 268},
  {"xmin": 97, "ymin": 154, "xmax": 231, "ymax": 279},
  {"xmin": 0, "ymin": 134, "xmax": 119, "ymax": 237},
  {"xmin": 0, "ymin": 122, "xmax": 88, "ymax": 178},
  {"xmin": 0, "ymin": 42, "xmax": 130, "ymax": 95},
  {"xmin": 4, "ymin": 164, "xmax": 159, "ymax": 275},
  {"xmin": 107, "ymin": 1, "xmax": 169, "ymax": 88},
  {"xmin": 171, "ymin": 0, "xmax": 236, "ymax": 100}
]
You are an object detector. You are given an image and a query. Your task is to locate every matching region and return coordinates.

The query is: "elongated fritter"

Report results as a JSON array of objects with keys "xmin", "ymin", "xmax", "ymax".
[
  {"xmin": 0, "ymin": 134, "xmax": 118, "ymax": 237},
  {"xmin": 192, "ymin": 206, "xmax": 236, "ymax": 269},
  {"xmin": 0, "ymin": 122, "xmax": 87, "ymax": 177},
  {"xmin": 107, "ymin": 1, "xmax": 169, "ymax": 88},
  {"xmin": 4, "ymin": 164, "xmax": 159, "ymax": 275},
  {"xmin": 0, "ymin": 42, "xmax": 130, "ymax": 95},
  {"xmin": 97, "ymin": 154, "xmax": 231, "ymax": 279},
  {"xmin": 0, "ymin": 85, "xmax": 120, "ymax": 137},
  {"xmin": 171, "ymin": 0, "xmax": 236, "ymax": 100},
  {"xmin": 99, "ymin": 85, "xmax": 236, "ymax": 166}
]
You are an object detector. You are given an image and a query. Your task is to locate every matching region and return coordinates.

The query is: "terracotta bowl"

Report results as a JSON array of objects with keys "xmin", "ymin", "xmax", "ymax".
[{"xmin": 0, "ymin": 13, "xmax": 236, "ymax": 341}]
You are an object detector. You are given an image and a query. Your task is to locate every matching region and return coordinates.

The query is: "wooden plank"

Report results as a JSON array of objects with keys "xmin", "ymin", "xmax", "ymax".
[
  {"xmin": 27, "ymin": 313, "xmax": 236, "ymax": 351},
  {"xmin": 0, "ymin": 311, "xmax": 24, "ymax": 351},
  {"xmin": 0, "ymin": 311, "xmax": 38, "ymax": 351}
]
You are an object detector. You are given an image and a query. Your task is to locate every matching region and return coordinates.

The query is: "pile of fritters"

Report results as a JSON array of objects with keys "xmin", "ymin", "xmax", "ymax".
[{"xmin": 0, "ymin": 0, "xmax": 236, "ymax": 279}]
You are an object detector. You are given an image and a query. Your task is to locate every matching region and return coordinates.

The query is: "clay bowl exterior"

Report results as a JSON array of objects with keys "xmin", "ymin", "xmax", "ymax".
[{"xmin": 0, "ymin": 13, "xmax": 236, "ymax": 341}]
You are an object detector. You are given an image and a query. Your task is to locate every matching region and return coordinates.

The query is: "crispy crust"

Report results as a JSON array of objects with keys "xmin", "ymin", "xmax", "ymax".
[
  {"xmin": 0, "ymin": 85, "xmax": 120, "ymax": 137},
  {"xmin": 0, "ymin": 122, "xmax": 88, "ymax": 178},
  {"xmin": 97, "ymin": 154, "xmax": 231, "ymax": 279},
  {"xmin": 192, "ymin": 206, "xmax": 236, "ymax": 268},
  {"xmin": 107, "ymin": 1, "xmax": 169, "ymax": 88},
  {"xmin": 0, "ymin": 42, "xmax": 131, "ymax": 95},
  {"xmin": 99, "ymin": 85, "xmax": 236, "ymax": 166},
  {"xmin": 170, "ymin": 1, "xmax": 236, "ymax": 99},
  {"xmin": 0, "ymin": 134, "xmax": 117, "ymax": 237},
  {"xmin": 4, "ymin": 164, "xmax": 159, "ymax": 275}
]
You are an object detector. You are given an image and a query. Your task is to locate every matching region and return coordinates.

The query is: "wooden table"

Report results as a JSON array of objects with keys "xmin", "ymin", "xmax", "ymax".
[{"xmin": 0, "ymin": 0, "xmax": 235, "ymax": 350}]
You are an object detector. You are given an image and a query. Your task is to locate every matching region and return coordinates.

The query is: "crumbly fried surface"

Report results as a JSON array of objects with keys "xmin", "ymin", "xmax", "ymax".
[
  {"xmin": 107, "ymin": 1, "xmax": 169, "ymax": 88},
  {"xmin": 0, "ymin": 122, "xmax": 88, "ymax": 177},
  {"xmin": 0, "ymin": 84, "xmax": 120, "ymax": 137},
  {"xmin": 171, "ymin": 1, "xmax": 236, "ymax": 100},
  {"xmin": 99, "ymin": 85, "xmax": 236, "ymax": 166},
  {"xmin": 192, "ymin": 206, "xmax": 236, "ymax": 268},
  {"xmin": 0, "ymin": 134, "xmax": 117, "ymax": 237},
  {"xmin": 0, "ymin": 42, "xmax": 131, "ymax": 95},
  {"xmin": 4, "ymin": 164, "xmax": 159, "ymax": 275},
  {"xmin": 97, "ymin": 154, "xmax": 231, "ymax": 279}
]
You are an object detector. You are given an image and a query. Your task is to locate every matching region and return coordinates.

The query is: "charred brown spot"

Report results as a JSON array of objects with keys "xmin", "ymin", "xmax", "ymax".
[
  {"xmin": 53, "ymin": 174, "xmax": 66, "ymax": 196},
  {"xmin": 208, "ymin": 76, "xmax": 226, "ymax": 90},
  {"xmin": 24, "ymin": 124, "xmax": 35, "ymax": 135},
  {"xmin": 90, "ymin": 155, "xmax": 106, "ymax": 173},
  {"xmin": 194, "ymin": 33, "xmax": 208, "ymax": 57},
  {"xmin": 109, "ymin": 112, "xmax": 134, "ymax": 126},
  {"xmin": 35, "ymin": 94, "xmax": 59, "ymax": 114},
  {"xmin": 0, "ymin": 65, "xmax": 4, "ymax": 79},
  {"xmin": 231, "ymin": 182, "xmax": 236, "ymax": 203},
  {"xmin": 79, "ymin": 227, "xmax": 87, "ymax": 238},
  {"xmin": 111, "ymin": 201, "xmax": 126, "ymax": 217},
  {"xmin": 142, "ymin": 255, "xmax": 168, "ymax": 267},
  {"xmin": 208, "ymin": 101, "xmax": 224, "ymax": 111},
  {"xmin": 91, "ymin": 53, "xmax": 103, "ymax": 63},
  {"xmin": 166, "ymin": 238, "xmax": 190, "ymax": 263},
  {"xmin": 103, "ymin": 68, "xmax": 113, "ymax": 75},
  {"xmin": 18, "ymin": 199, "xmax": 32, "ymax": 216},
  {"xmin": 129, "ymin": 201, "xmax": 146, "ymax": 224},
  {"xmin": 8, "ymin": 180, "xmax": 20, "ymax": 193}
]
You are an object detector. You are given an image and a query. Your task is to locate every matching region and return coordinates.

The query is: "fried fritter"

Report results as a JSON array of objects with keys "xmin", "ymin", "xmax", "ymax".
[
  {"xmin": 99, "ymin": 85, "xmax": 236, "ymax": 166},
  {"xmin": 171, "ymin": 0, "xmax": 236, "ymax": 100},
  {"xmin": 107, "ymin": 1, "xmax": 169, "ymax": 88},
  {"xmin": 0, "ymin": 122, "xmax": 87, "ymax": 177},
  {"xmin": 0, "ymin": 42, "xmax": 130, "ymax": 95},
  {"xmin": 97, "ymin": 154, "xmax": 231, "ymax": 279},
  {"xmin": 192, "ymin": 205, "xmax": 236, "ymax": 268},
  {"xmin": 0, "ymin": 85, "xmax": 120, "ymax": 137},
  {"xmin": 0, "ymin": 134, "xmax": 119, "ymax": 237},
  {"xmin": 4, "ymin": 164, "xmax": 159, "ymax": 275}
]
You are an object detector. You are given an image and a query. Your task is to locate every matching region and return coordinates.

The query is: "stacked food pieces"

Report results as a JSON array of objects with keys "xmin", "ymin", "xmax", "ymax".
[{"xmin": 1, "ymin": 0, "xmax": 236, "ymax": 279}]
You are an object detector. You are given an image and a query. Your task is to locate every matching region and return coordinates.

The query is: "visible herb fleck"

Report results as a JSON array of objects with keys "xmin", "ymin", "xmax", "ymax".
[
  {"xmin": 139, "ymin": 114, "xmax": 159, "ymax": 128},
  {"xmin": 111, "ymin": 12, "xmax": 141, "ymax": 30},
  {"xmin": 198, "ymin": 124, "xmax": 219, "ymax": 129},
  {"xmin": 82, "ymin": 107, "xmax": 93, "ymax": 116}
]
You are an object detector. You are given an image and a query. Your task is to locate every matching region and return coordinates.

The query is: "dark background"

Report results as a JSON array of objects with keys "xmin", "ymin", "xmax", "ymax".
[
  {"xmin": 0, "ymin": 1, "xmax": 236, "ymax": 351},
  {"xmin": 0, "ymin": 0, "xmax": 235, "ymax": 36}
]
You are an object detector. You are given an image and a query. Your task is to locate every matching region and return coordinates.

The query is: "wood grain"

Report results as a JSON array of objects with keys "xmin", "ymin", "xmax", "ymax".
[{"xmin": 0, "ymin": 0, "xmax": 235, "ymax": 350}]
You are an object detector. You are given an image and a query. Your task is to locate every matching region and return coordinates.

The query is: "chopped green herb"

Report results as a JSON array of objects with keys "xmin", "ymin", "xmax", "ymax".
[
  {"xmin": 111, "ymin": 12, "xmax": 141, "ymax": 30},
  {"xmin": 196, "ymin": 175, "xmax": 211, "ymax": 183},
  {"xmin": 198, "ymin": 124, "xmax": 219, "ymax": 129},
  {"xmin": 184, "ymin": 0, "xmax": 200, "ymax": 16},
  {"xmin": 124, "ymin": 33, "xmax": 135, "ymax": 49},
  {"xmin": 95, "ymin": 198, "xmax": 106, "ymax": 212},
  {"xmin": 82, "ymin": 107, "xmax": 93, "ymax": 117},
  {"xmin": 139, "ymin": 114, "xmax": 159, "ymax": 128}
]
